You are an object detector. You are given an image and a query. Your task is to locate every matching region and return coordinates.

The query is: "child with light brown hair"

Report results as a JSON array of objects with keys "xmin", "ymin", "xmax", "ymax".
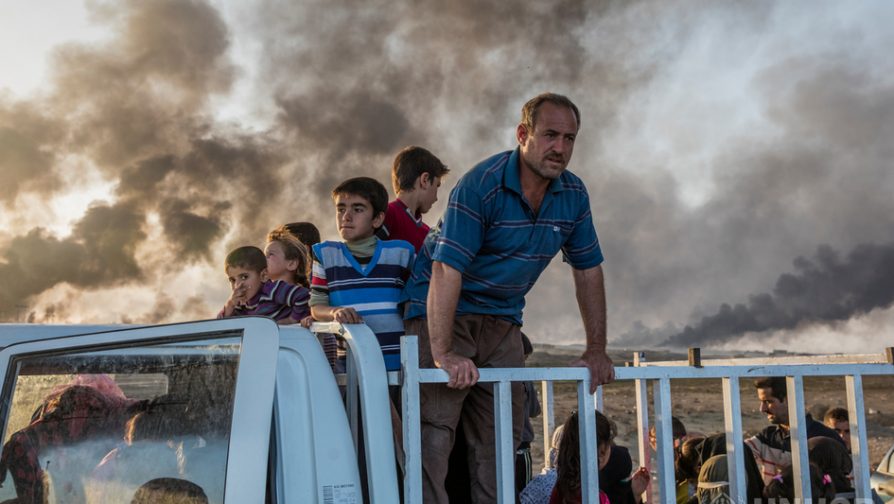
[
  {"xmin": 265, "ymin": 225, "xmax": 310, "ymax": 288},
  {"xmin": 267, "ymin": 224, "xmax": 337, "ymax": 366}
]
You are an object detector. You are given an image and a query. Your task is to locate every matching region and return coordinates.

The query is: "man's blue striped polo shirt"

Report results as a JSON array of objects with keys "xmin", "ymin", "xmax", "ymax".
[{"xmin": 402, "ymin": 148, "xmax": 604, "ymax": 325}]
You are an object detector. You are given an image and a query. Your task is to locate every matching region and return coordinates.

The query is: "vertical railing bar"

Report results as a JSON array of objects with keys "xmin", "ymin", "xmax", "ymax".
[
  {"xmin": 541, "ymin": 380, "xmax": 555, "ymax": 470},
  {"xmin": 846, "ymin": 374, "xmax": 872, "ymax": 501},
  {"xmin": 594, "ymin": 384, "xmax": 604, "ymax": 412},
  {"xmin": 346, "ymin": 345, "xmax": 360, "ymax": 451},
  {"xmin": 494, "ymin": 381, "xmax": 515, "ymax": 503},
  {"xmin": 721, "ymin": 377, "xmax": 746, "ymax": 504},
  {"xmin": 633, "ymin": 352, "xmax": 651, "ymax": 503},
  {"xmin": 578, "ymin": 380, "xmax": 599, "ymax": 504},
  {"xmin": 786, "ymin": 375, "xmax": 812, "ymax": 502},
  {"xmin": 401, "ymin": 336, "xmax": 423, "ymax": 504},
  {"xmin": 653, "ymin": 377, "xmax": 675, "ymax": 504}
]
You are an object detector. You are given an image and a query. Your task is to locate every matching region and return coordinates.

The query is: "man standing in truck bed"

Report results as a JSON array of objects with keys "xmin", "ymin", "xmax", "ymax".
[{"xmin": 403, "ymin": 92, "xmax": 614, "ymax": 503}]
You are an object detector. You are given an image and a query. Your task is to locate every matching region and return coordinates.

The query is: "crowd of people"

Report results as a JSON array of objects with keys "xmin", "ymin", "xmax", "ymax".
[{"xmin": 521, "ymin": 377, "xmax": 873, "ymax": 504}]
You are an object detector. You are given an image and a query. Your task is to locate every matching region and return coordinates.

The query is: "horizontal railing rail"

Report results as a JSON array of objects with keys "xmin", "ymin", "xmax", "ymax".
[
  {"xmin": 400, "ymin": 335, "xmax": 601, "ymax": 504},
  {"xmin": 316, "ymin": 322, "xmax": 893, "ymax": 504}
]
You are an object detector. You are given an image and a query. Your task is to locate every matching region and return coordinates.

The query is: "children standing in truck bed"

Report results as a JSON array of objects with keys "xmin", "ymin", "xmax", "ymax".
[{"xmin": 377, "ymin": 146, "xmax": 449, "ymax": 252}]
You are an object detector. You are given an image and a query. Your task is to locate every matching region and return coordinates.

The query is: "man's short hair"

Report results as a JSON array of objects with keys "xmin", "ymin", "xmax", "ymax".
[
  {"xmin": 521, "ymin": 92, "xmax": 581, "ymax": 132},
  {"xmin": 225, "ymin": 246, "xmax": 266, "ymax": 273},
  {"xmin": 824, "ymin": 407, "xmax": 849, "ymax": 424},
  {"xmin": 754, "ymin": 376, "xmax": 787, "ymax": 402},
  {"xmin": 332, "ymin": 177, "xmax": 388, "ymax": 217},
  {"xmin": 391, "ymin": 146, "xmax": 449, "ymax": 194}
]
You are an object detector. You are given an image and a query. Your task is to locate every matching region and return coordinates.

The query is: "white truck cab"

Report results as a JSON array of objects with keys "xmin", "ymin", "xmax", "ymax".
[{"xmin": 0, "ymin": 318, "xmax": 390, "ymax": 504}]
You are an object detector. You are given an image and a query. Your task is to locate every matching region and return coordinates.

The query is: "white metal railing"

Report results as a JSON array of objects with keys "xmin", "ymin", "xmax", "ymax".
[
  {"xmin": 535, "ymin": 349, "xmax": 894, "ymax": 504},
  {"xmin": 318, "ymin": 322, "xmax": 894, "ymax": 504},
  {"xmin": 400, "ymin": 335, "xmax": 602, "ymax": 504},
  {"xmin": 631, "ymin": 350, "xmax": 893, "ymax": 504}
]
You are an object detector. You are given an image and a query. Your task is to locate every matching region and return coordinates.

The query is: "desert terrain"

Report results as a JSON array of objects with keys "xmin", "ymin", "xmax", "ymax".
[{"xmin": 525, "ymin": 345, "xmax": 894, "ymax": 473}]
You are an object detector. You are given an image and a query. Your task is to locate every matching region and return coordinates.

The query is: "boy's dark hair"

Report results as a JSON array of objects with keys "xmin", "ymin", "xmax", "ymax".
[
  {"xmin": 754, "ymin": 376, "xmax": 787, "ymax": 402},
  {"xmin": 555, "ymin": 410, "xmax": 613, "ymax": 501},
  {"xmin": 332, "ymin": 177, "xmax": 388, "ymax": 217},
  {"xmin": 391, "ymin": 146, "xmax": 449, "ymax": 194},
  {"xmin": 284, "ymin": 222, "xmax": 321, "ymax": 247},
  {"xmin": 824, "ymin": 406, "xmax": 849, "ymax": 424},
  {"xmin": 267, "ymin": 226, "xmax": 309, "ymax": 288},
  {"xmin": 225, "ymin": 246, "xmax": 266, "ymax": 273},
  {"xmin": 521, "ymin": 92, "xmax": 581, "ymax": 132}
]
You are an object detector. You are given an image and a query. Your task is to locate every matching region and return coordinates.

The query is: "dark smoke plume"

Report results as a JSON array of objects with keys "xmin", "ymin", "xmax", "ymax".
[
  {"xmin": 663, "ymin": 241, "xmax": 894, "ymax": 347},
  {"xmin": 1, "ymin": 0, "xmax": 893, "ymax": 343},
  {"xmin": 0, "ymin": 0, "xmax": 284, "ymax": 317},
  {"xmin": 0, "ymin": 203, "xmax": 145, "ymax": 308}
]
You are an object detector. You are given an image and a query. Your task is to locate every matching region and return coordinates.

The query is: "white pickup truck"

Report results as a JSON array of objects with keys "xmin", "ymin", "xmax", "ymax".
[
  {"xmin": 0, "ymin": 318, "xmax": 398, "ymax": 504},
  {"xmin": 0, "ymin": 317, "xmax": 611, "ymax": 504},
  {"xmin": 1, "ymin": 319, "xmax": 890, "ymax": 504}
]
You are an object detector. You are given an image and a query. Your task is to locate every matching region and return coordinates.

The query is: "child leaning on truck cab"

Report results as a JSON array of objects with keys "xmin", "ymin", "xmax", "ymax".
[
  {"xmin": 218, "ymin": 246, "xmax": 310, "ymax": 324},
  {"xmin": 309, "ymin": 177, "xmax": 415, "ymax": 371},
  {"xmin": 266, "ymin": 224, "xmax": 338, "ymax": 368}
]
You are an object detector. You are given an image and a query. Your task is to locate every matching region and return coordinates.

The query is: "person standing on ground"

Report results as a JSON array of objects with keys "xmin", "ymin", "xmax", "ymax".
[{"xmin": 403, "ymin": 92, "xmax": 614, "ymax": 503}]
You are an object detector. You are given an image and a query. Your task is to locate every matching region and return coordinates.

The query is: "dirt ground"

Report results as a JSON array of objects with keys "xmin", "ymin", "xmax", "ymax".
[{"xmin": 525, "ymin": 345, "xmax": 894, "ymax": 474}]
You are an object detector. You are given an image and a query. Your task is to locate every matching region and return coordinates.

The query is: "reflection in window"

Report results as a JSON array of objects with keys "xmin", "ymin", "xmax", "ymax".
[{"xmin": 0, "ymin": 336, "xmax": 241, "ymax": 504}]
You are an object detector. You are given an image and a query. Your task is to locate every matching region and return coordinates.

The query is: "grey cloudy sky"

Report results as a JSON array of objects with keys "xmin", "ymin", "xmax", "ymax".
[{"xmin": 0, "ymin": 0, "xmax": 892, "ymax": 353}]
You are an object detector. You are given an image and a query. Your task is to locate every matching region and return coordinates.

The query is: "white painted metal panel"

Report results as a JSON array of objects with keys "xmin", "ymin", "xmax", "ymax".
[
  {"xmin": 401, "ymin": 335, "xmax": 423, "ymax": 504},
  {"xmin": 0, "ymin": 318, "xmax": 278, "ymax": 504},
  {"xmin": 786, "ymin": 375, "xmax": 812, "ymax": 502},
  {"xmin": 275, "ymin": 327, "xmax": 362, "ymax": 503},
  {"xmin": 541, "ymin": 380, "xmax": 555, "ymax": 469},
  {"xmin": 722, "ymin": 377, "xmax": 746, "ymax": 504},
  {"xmin": 337, "ymin": 324, "xmax": 400, "ymax": 504},
  {"xmin": 494, "ymin": 381, "xmax": 515, "ymax": 503},
  {"xmin": 847, "ymin": 374, "xmax": 872, "ymax": 502},
  {"xmin": 653, "ymin": 378, "xmax": 675, "ymax": 504}
]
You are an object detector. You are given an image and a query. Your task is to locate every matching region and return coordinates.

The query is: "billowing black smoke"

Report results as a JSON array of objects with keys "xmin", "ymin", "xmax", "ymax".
[{"xmin": 663, "ymin": 241, "xmax": 894, "ymax": 347}]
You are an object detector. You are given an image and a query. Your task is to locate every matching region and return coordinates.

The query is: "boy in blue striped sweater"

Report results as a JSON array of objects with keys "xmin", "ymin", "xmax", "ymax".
[{"xmin": 310, "ymin": 177, "xmax": 415, "ymax": 371}]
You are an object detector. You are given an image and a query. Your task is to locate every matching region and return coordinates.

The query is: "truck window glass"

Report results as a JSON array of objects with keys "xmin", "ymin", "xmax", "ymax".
[{"xmin": 0, "ymin": 336, "xmax": 241, "ymax": 504}]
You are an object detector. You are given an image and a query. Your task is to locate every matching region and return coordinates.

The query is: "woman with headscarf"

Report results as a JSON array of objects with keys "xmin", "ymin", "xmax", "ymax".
[
  {"xmin": 675, "ymin": 432, "xmax": 765, "ymax": 504},
  {"xmin": 695, "ymin": 455, "xmax": 729, "ymax": 504}
]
